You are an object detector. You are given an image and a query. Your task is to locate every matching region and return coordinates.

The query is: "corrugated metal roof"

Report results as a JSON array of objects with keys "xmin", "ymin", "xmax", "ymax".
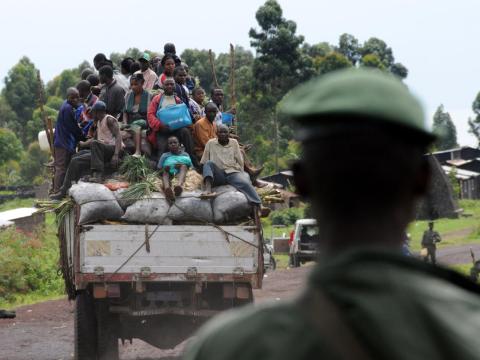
[
  {"xmin": 442, "ymin": 166, "xmax": 480, "ymax": 179},
  {"xmin": 446, "ymin": 159, "xmax": 470, "ymax": 166},
  {"xmin": 432, "ymin": 146, "xmax": 476, "ymax": 155}
]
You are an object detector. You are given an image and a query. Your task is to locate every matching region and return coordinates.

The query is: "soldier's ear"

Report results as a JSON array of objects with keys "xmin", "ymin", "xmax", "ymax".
[{"xmin": 292, "ymin": 160, "xmax": 310, "ymax": 198}]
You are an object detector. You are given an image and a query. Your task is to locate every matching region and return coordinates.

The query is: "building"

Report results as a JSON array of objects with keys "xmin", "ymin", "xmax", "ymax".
[
  {"xmin": 432, "ymin": 146, "xmax": 480, "ymax": 200},
  {"xmin": 442, "ymin": 166, "xmax": 480, "ymax": 199},
  {"xmin": 433, "ymin": 146, "xmax": 480, "ymax": 165}
]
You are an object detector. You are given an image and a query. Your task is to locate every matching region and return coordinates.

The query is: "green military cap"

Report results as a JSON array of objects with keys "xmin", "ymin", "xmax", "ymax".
[{"xmin": 281, "ymin": 68, "xmax": 434, "ymax": 143}]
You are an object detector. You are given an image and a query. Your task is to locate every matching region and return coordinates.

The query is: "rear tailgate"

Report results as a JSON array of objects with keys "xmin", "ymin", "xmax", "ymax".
[{"xmin": 80, "ymin": 224, "xmax": 259, "ymax": 275}]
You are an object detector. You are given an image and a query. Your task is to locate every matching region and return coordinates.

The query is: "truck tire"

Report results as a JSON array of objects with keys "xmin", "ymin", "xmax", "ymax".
[
  {"xmin": 290, "ymin": 254, "xmax": 300, "ymax": 268},
  {"xmin": 96, "ymin": 300, "xmax": 119, "ymax": 360},
  {"xmin": 74, "ymin": 291, "xmax": 97, "ymax": 360}
]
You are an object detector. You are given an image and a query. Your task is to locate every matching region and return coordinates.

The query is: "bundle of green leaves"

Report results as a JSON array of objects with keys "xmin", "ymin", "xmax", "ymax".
[{"xmin": 119, "ymin": 155, "xmax": 155, "ymax": 183}]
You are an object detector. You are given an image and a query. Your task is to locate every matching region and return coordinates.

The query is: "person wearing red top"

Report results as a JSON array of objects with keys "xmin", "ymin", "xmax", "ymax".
[{"xmin": 147, "ymin": 78, "xmax": 196, "ymax": 165}]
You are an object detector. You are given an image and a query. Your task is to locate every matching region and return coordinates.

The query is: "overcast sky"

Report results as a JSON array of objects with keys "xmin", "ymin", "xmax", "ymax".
[{"xmin": 1, "ymin": 0, "xmax": 478, "ymax": 146}]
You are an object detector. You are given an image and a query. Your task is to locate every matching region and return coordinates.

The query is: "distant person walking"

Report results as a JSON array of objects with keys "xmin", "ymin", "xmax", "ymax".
[{"xmin": 421, "ymin": 221, "xmax": 441, "ymax": 264}]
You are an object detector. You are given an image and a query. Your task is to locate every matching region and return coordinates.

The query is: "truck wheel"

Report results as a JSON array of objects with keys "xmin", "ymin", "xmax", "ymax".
[
  {"xmin": 74, "ymin": 291, "xmax": 97, "ymax": 360},
  {"xmin": 290, "ymin": 254, "xmax": 300, "ymax": 268},
  {"xmin": 96, "ymin": 301, "xmax": 119, "ymax": 360}
]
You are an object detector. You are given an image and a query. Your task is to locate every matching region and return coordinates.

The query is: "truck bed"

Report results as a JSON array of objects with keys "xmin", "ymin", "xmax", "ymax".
[{"xmin": 62, "ymin": 209, "xmax": 263, "ymax": 290}]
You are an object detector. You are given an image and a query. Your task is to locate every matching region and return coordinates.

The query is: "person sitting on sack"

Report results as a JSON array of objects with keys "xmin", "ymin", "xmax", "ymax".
[
  {"xmin": 51, "ymin": 101, "xmax": 123, "ymax": 199},
  {"xmin": 122, "ymin": 73, "xmax": 151, "ymax": 157},
  {"xmin": 200, "ymin": 125, "xmax": 266, "ymax": 216},
  {"xmin": 194, "ymin": 103, "xmax": 263, "ymax": 181},
  {"xmin": 157, "ymin": 135, "xmax": 193, "ymax": 202}
]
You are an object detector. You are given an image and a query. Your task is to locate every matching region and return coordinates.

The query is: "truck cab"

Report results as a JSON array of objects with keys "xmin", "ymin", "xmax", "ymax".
[{"xmin": 289, "ymin": 218, "xmax": 319, "ymax": 267}]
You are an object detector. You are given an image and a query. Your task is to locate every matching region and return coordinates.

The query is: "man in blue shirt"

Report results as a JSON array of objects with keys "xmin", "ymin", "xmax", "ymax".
[{"xmin": 52, "ymin": 87, "xmax": 85, "ymax": 193}]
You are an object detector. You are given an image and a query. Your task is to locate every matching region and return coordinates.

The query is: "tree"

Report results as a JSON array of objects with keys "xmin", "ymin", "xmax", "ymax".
[
  {"xmin": 336, "ymin": 33, "xmax": 360, "ymax": 64},
  {"xmin": 181, "ymin": 49, "xmax": 215, "ymax": 91},
  {"xmin": 315, "ymin": 52, "xmax": 352, "ymax": 74},
  {"xmin": 302, "ymin": 42, "xmax": 332, "ymax": 58},
  {"xmin": 360, "ymin": 37, "xmax": 394, "ymax": 69},
  {"xmin": 0, "ymin": 97, "xmax": 19, "ymax": 129},
  {"xmin": 46, "ymin": 69, "xmax": 80, "ymax": 98},
  {"xmin": 432, "ymin": 105, "xmax": 458, "ymax": 150},
  {"xmin": 390, "ymin": 62, "xmax": 408, "ymax": 79},
  {"xmin": 361, "ymin": 53, "xmax": 385, "ymax": 70},
  {"xmin": 360, "ymin": 37, "xmax": 408, "ymax": 79},
  {"xmin": 248, "ymin": 0, "xmax": 308, "ymax": 171},
  {"xmin": 25, "ymin": 106, "xmax": 58, "ymax": 146},
  {"xmin": 2, "ymin": 57, "xmax": 40, "ymax": 136},
  {"xmin": 0, "ymin": 128, "xmax": 23, "ymax": 166},
  {"xmin": 468, "ymin": 92, "xmax": 480, "ymax": 143},
  {"xmin": 20, "ymin": 142, "xmax": 49, "ymax": 185}
]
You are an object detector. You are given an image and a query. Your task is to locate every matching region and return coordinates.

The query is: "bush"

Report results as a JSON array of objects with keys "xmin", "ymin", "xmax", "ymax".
[
  {"xmin": 0, "ymin": 214, "xmax": 63, "ymax": 303},
  {"xmin": 270, "ymin": 207, "xmax": 304, "ymax": 225}
]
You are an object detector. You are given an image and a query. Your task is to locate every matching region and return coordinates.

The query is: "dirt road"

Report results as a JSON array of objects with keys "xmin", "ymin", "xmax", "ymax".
[{"xmin": 0, "ymin": 266, "xmax": 312, "ymax": 360}]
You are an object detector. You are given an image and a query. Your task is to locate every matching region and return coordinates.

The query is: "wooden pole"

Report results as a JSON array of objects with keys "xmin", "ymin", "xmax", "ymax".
[
  {"xmin": 36, "ymin": 70, "xmax": 54, "ymax": 156},
  {"xmin": 209, "ymin": 49, "xmax": 219, "ymax": 88},
  {"xmin": 229, "ymin": 44, "xmax": 237, "ymax": 109},
  {"xmin": 229, "ymin": 44, "xmax": 237, "ymax": 133}
]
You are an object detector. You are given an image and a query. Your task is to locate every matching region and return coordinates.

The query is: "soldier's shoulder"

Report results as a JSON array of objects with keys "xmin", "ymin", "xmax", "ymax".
[{"xmin": 183, "ymin": 301, "xmax": 318, "ymax": 360}]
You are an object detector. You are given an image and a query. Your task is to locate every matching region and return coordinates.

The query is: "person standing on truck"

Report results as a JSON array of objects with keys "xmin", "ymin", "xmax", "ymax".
[
  {"xmin": 99, "ymin": 65, "xmax": 126, "ymax": 119},
  {"xmin": 158, "ymin": 135, "xmax": 193, "ymax": 202},
  {"xmin": 122, "ymin": 73, "xmax": 151, "ymax": 157},
  {"xmin": 135, "ymin": 52, "xmax": 158, "ymax": 91},
  {"xmin": 156, "ymin": 54, "xmax": 176, "ymax": 89},
  {"xmin": 200, "ymin": 125, "xmax": 261, "ymax": 209},
  {"xmin": 52, "ymin": 87, "xmax": 85, "ymax": 194},
  {"xmin": 76, "ymin": 80, "xmax": 98, "ymax": 136},
  {"xmin": 421, "ymin": 221, "xmax": 441, "ymax": 264},
  {"xmin": 93, "ymin": 53, "xmax": 129, "ymax": 92},
  {"xmin": 184, "ymin": 69, "xmax": 480, "ymax": 360},
  {"xmin": 51, "ymin": 101, "xmax": 123, "ymax": 199}
]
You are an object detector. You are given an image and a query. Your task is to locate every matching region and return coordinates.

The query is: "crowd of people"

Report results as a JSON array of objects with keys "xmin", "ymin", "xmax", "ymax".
[{"xmin": 50, "ymin": 43, "xmax": 264, "ymax": 211}]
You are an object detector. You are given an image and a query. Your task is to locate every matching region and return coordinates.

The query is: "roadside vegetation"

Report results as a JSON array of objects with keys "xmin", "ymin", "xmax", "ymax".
[
  {"xmin": 0, "ymin": 198, "xmax": 63, "ymax": 309},
  {"xmin": 1, "ymin": 198, "xmax": 479, "ymax": 308}
]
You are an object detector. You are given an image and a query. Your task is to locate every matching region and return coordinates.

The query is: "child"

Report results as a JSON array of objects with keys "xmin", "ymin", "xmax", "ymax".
[{"xmin": 158, "ymin": 135, "xmax": 193, "ymax": 202}]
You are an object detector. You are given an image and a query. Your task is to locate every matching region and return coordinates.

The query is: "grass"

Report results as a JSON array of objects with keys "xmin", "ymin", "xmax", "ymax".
[
  {"xmin": 449, "ymin": 263, "xmax": 472, "ymax": 277},
  {"xmin": 0, "ymin": 198, "xmax": 35, "ymax": 212},
  {"xmin": 408, "ymin": 199, "xmax": 480, "ymax": 251},
  {"xmin": 0, "ymin": 207, "xmax": 65, "ymax": 309},
  {"xmin": 273, "ymin": 254, "xmax": 290, "ymax": 269}
]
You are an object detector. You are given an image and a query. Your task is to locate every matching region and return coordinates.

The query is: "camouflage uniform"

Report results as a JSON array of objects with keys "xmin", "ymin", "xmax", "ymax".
[{"xmin": 421, "ymin": 229, "xmax": 441, "ymax": 264}]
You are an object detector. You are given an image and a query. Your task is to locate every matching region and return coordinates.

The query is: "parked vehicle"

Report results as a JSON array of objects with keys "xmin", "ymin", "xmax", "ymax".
[
  {"xmin": 263, "ymin": 242, "xmax": 276, "ymax": 271},
  {"xmin": 288, "ymin": 218, "xmax": 319, "ymax": 267}
]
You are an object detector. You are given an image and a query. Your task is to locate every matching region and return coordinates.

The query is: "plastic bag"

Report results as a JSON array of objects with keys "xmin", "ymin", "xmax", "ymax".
[{"xmin": 69, "ymin": 182, "xmax": 124, "ymax": 224}]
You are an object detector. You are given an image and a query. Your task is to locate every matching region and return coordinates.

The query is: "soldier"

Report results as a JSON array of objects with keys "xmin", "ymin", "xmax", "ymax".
[
  {"xmin": 183, "ymin": 68, "xmax": 480, "ymax": 360},
  {"xmin": 421, "ymin": 221, "xmax": 441, "ymax": 264}
]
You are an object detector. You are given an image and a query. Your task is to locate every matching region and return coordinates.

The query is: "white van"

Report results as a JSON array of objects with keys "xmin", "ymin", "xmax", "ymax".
[{"xmin": 288, "ymin": 218, "xmax": 319, "ymax": 267}]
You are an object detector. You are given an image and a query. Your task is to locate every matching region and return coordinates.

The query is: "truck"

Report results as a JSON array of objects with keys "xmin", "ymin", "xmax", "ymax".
[
  {"xmin": 288, "ymin": 218, "xmax": 319, "ymax": 267},
  {"xmin": 59, "ymin": 204, "xmax": 264, "ymax": 360}
]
